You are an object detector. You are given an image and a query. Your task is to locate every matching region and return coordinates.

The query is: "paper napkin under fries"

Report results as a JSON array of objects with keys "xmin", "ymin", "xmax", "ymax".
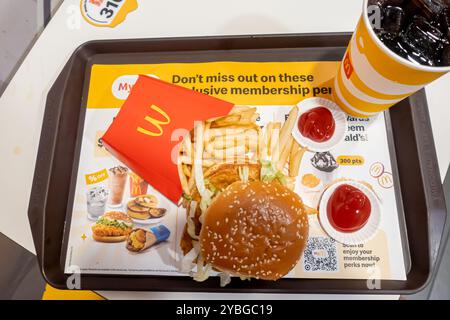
[{"xmin": 102, "ymin": 75, "xmax": 234, "ymax": 203}]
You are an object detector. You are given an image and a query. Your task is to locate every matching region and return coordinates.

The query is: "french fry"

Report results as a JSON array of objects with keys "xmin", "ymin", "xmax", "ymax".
[
  {"xmin": 268, "ymin": 123, "xmax": 281, "ymax": 162},
  {"xmin": 185, "ymin": 106, "xmax": 264, "ymax": 196},
  {"xmin": 202, "ymin": 159, "xmax": 216, "ymax": 167},
  {"xmin": 304, "ymin": 205, "xmax": 319, "ymax": 215},
  {"xmin": 220, "ymin": 156, "xmax": 252, "ymax": 165},
  {"xmin": 234, "ymin": 156, "xmax": 255, "ymax": 165},
  {"xmin": 182, "ymin": 164, "xmax": 191, "ymax": 178},
  {"xmin": 237, "ymin": 108, "xmax": 257, "ymax": 120},
  {"xmin": 261, "ymin": 122, "xmax": 279, "ymax": 160},
  {"xmin": 267, "ymin": 123, "xmax": 274, "ymax": 156},
  {"xmin": 203, "ymin": 122, "xmax": 211, "ymax": 144},
  {"xmin": 187, "ymin": 164, "xmax": 196, "ymax": 195},
  {"xmin": 194, "ymin": 122, "xmax": 206, "ymax": 196},
  {"xmin": 289, "ymin": 140, "xmax": 306, "ymax": 177},
  {"xmin": 259, "ymin": 124, "xmax": 268, "ymax": 160},
  {"xmin": 204, "ymin": 139, "xmax": 215, "ymax": 155},
  {"xmin": 256, "ymin": 128, "xmax": 262, "ymax": 160},
  {"xmin": 210, "ymin": 114, "xmax": 242, "ymax": 127},
  {"xmin": 178, "ymin": 155, "xmax": 193, "ymax": 165},
  {"xmin": 212, "ymin": 135, "xmax": 241, "ymax": 150},
  {"xmin": 202, "ymin": 148, "xmax": 215, "ymax": 161},
  {"xmin": 213, "ymin": 144, "xmax": 246, "ymax": 161},
  {"xmin": 261, "ymin": 122, "xmax": 272, "ymax": 160},
  {"xmin": 202, "ymin": 156, "xmax": 251, "ymax": 166},
  {"xmin": 212, "ymin": 133, "xmax": 258, "ymax": 150},
  {"xmin": 181, "ymin": 131, "xmax": 193, "ymax": 163},
  {"xmin": 250, "ymin": 113, "xmax": 259, "ymax": 122},
  {"xmin": 208, "ymin": 127, "xmax": 249, "ymax": 139},
  {"xmin": 177, "ymin": 157, "xmax": 189, "ymax": 194},
  {"xmin": 279, "ymin": 107, "xmax": 298, "ymax": 154},
  {"xmin": 289, "ymin": 141, "xmax": 300, "ymax": 171},
  {"xmin": 284, "ymin": 176, "xmax": 296, "ymax": 190},
  {"xmin": 277, "ymin": 135, "xmax": 293, "ymax": 171},
  {"xmin": 230, "ymin": 105, "xmax": 252, "ymax": 114},
  {"xmin": 236, "ymin": 120, "xmax": 257, "ymax": 126},
  {"xmin": 245, "ymin": 131, "xmax": 259, "ymax": 155}
]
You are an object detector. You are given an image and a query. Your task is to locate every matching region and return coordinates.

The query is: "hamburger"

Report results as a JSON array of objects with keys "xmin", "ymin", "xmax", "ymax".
[
  {"xmin": 92, "ymin": 211, "xmax": 133, "ymax": 242},
  {"xmin": 180, "ymin": 162, "xmax": 309, "ymax": 283},
  {"xmin": 200, "ymin": 180, "xmax": 308, "ymax": 280},
  {"xmin": 180, "ymin": 163, "xmax": 261, "ymax": 254}
]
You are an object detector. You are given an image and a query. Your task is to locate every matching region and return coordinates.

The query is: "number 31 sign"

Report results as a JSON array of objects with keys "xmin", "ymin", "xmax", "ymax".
[{"xmin": 80, "ymin": 0, "xmax": 138, "ymax": 28}]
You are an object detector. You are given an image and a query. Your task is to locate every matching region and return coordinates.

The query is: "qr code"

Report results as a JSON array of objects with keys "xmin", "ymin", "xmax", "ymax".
[{"xmin": 303, "ymin": 237, "xmax": 338, "ymax": 272}]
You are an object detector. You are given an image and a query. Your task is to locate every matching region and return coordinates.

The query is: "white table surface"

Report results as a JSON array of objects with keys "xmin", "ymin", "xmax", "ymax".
[{"xmin": 0, "ymin": 0, "xmax": 448, "ymax": 299}]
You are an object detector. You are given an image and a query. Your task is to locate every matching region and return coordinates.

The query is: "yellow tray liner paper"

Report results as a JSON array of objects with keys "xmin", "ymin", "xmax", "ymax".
[{"xmin": 63, "ymin": 61, "xmax": 406, "ymax": 283}]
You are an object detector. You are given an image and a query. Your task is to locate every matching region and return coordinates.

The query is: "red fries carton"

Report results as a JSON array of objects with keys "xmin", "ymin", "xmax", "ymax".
[{"xmin": 102, "ymin": 76, "xmax": 234, "ymax": 203}]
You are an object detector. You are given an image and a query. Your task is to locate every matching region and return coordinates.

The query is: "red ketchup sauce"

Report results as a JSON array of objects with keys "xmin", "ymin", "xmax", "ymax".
[
  {"xmin": 327, "ymin": 184, "xmax": 371, "ymax": 233},
  {"xmin": 298, "ymin": 107, "xmax": 335, "ymax": 142}
]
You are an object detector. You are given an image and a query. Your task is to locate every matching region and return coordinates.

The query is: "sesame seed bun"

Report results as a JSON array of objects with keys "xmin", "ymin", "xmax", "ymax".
[{"xmin": 199, "ymin": 180, "xmax": 309, "ymax": 281}]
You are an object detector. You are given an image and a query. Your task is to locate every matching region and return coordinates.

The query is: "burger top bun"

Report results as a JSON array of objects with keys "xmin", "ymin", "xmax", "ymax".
[{"xmin": 199, "ymin": 180, "xmax": 308, "ymax": 281}]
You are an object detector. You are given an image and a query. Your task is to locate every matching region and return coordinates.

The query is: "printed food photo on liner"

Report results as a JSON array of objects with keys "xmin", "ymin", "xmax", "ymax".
[{"xmin": 86, "ymin": 163, "xmax": 171, "ymax": 253}]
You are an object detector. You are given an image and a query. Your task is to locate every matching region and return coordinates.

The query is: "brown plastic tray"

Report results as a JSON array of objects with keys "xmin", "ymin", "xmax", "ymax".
[{"xmin": 28, "ymin": 33, "xmax": 447, "ymax": 294}]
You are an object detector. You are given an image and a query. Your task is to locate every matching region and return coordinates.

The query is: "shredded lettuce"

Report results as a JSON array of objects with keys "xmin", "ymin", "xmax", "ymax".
[
  {"xmin": 204, "ymin": 179, "xmax": 217, "ymax": 194},
  {"xmin": 238, "ymin": 166, "xmax": 249, "ymax": 183},
  {"xmin": 182, "ymin": 192, "xmax": 192, "ymax": 201},
  {"xmin": 182, "ymin": 241, "xmax": 211, "ymax": 282},
  {"xmin": 199, "ymin": 189, "xmax": 214, "ymax": 213},
  {"xmin": 260, "ymin": 160, "xmax": 287, "ymax": 186},
  {"xmin": 187, "ymin": 201, "xmax": 199, "ymax": 240},
  {"xmin": 219, "ymin": 272, "xmax": 232, "ymax": 287},
  {"xmin": 96, "ymin": 217, "xmax": 131, "ymax": 229},
  {"xmin": 192, "ymin": 257, "xmax": 212, "ymax": 282},
  {"xmin": 180, "ymin": 242, "xmax": 199, "ymax": 273}
]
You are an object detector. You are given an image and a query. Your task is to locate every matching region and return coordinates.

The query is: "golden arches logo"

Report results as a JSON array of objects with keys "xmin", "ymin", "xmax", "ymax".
[{"xmin": 137, "ymin": 105, "xmax": 171, "ymax": 137}]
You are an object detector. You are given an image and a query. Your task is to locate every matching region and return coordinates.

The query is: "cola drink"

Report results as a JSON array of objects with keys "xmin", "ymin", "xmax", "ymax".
[{"xmin": 369, "ymin": 0, "xmax": 450, "ymax": 66}]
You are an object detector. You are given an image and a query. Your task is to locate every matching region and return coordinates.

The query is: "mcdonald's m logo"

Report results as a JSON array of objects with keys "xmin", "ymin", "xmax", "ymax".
[{"xmin": 137, "ymin": 104, "xmax": 171, "ymax": 137}]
